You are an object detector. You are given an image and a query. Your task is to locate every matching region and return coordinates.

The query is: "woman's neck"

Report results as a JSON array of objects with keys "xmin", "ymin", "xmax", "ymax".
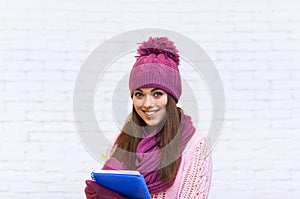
[{"xmin": 144, "ymin": 118, "xmax": 166, "ymax": 135}]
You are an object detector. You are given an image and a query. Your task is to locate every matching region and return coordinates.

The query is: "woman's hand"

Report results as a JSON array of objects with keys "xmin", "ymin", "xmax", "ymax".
[{"xmin": 85, "ymin": 180, "xmax": 127, "ymax": 199}]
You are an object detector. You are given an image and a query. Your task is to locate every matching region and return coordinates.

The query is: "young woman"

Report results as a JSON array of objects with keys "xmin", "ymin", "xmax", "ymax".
[{"xmin": 85, "ymin": 37, "xmax": 212, "ymax": 199}]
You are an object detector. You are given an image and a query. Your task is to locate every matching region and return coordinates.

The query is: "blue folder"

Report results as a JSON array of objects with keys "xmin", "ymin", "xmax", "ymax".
[{"xmin": 91, "ymin": 170, "xmax": 151, "ymax": 199}]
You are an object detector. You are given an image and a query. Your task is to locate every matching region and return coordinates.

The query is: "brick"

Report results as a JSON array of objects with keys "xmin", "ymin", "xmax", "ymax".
[
  {"xmin": 291, "ymin": 191, "xmax": 300, "ymax": 199},
  {"xmin": 6, "ymin": 81, "xmax": 42, "ymax": 91},
  {"xmin": 0, "ymin": 81, "xmax": 4, "ymax": 91},
  {"xmin": 0, "ymin": 152, "xmax": 26, "ymax": 161},
  {"xmin": 232, "ymin": 2, "xmax": 269, "ymax": 11},
  {"xmin": 270, "ymin": 118, "xmax": 300, "ymax": 128},
  {"xmin": 291, "ymin": 70, "xmax": 300, "ymax": 79},
  {"xmin": 6, "ymin": 102, "xmax": 31, "ymax": 111},
  {"xmin": 0, "ymin": 182, "xmax": 9, "ymax": 192},
  {"xmin": 233, "ymin": 61, "xmax": 269, "ymax": 71},
  {"xmin": 0, "ymin": 71, "xmax": 26, "ymax": 80},
  {"xmin": 235, "ymin": 22, "xmax": 269, "ymax": 31},
  {"xmin": 1, "ymin": 50, "xmax": 29, "ymax": 61},
  {"xmin": 225, "ymin": 110, "xmax": 253, "ymax": 119},
  {"xmin": 0, "ymin": 193, "xmax": 24, "ymax": 199},
  {"xmin": 291, "ymin": 109, "xmax": 300, "ymax": 117},
  {"xmin": 44, "ymin": 161, "xmax": 84, "ymax": 172},
  {"xmin": 2, "ymin": 142, "xmax": 40, "ymax": 152},
  {"xmin": 254, "ymin": 51, "xmax": 290, "ymax": 61},
  {"xmin": 1, "ymin": 91, "xmax": 27, "ymax": 101},
  {"xmin": 232, "ymin": 120, "xmax": 269, "ymax": 129},
  {"xmin": 10, "ymin": 181, "xmax": 46, "ymax": 193},
  {"xmin": 27, "ymin": 171, "xmax": 64, "ymax": 182},
  {"xmin": 255, "ymin": 90, "xmax": 292, "ymax": 100},
  {"xmin": 26, "ymin": 71, "xmax": 63, "ymax": 81},
  {"xmin": 270, "ymin": 99, "xmax": 299, "ymax": 109},
  {"xmin": 253, "ymin": 109, "xmax": 291, "ymax": 119},
  {"xmin": 66, "ymin": 51, "xmax": 87, "ymax": 61},
  {"xmin": 291, "ymin": 52, "xmax": 300, "ymax": 60},
  {"xmin": 270, "ymin": 2, "xmax": 300, "ymax": 11},
  {"xmin": 253, "ymin": 11, "xmax": 291, "ymax": 22},
  {"xmin": 43, "ymin": 122, "xmax": 74, "ymax": 131},
  {"xmin": 0, "ymin": 102, "xmax": 4, "ymax": 111},
  {"xmin": 4, "ymin": 161, "xmax": 43, "ymax": 171},
  {"xmin": 43, "ymin": 81, "xmax": 74, "ymax": 91},
  {"xmin": 29, "ymin": 132, "xmax": 67, "ymax": 142},
  {"xmin": 222, "ymin": 71, "xmax": 253, "ymax": 80},
  {"xmin": 41, "ymin": 101, "xmax": 72, "ymax": 111},
  {"xmin": 63, "ymin": 71, "xmax": 78, "ymax": 80},
  {"xmin": 1, "ymin": 130, "xmax": 28, "ymax": 142},
  {"xmin": 272, "ymin": 41, "xmax": 300, "ymax": 50},
  {"xmin": 290, "ymin": 32, "xmax": 300, "ymax": 39},
  {"xmin": 217, "ymin": 32, "xmax": 253, "ymax": 42},
  {"xmin": 270, "ymin": 22, "xmax": 300, "ymax": 31},
  {"xmin": 40, "ymin": 142, "xmax": 80, "ymax": 152},
  {"xmin": 219, "ymin": 52, "xmax": 254, "ymax": 61},
  {"xmin": 27, "ymin": 111, "xmax": 65, "ymax": 121},
  {"xmin": 236, "ymin": 41, "xmax": 271, "ymax": 51},
  {"xmin": 3, "ymin": 121, "xmax": 43, "ymax": 132},
  {"xmin": 233, "ymin": 80, "xmax": 270, "ymax": 90},
  {"xmin": 253, "ymin": 32, "xmax": 290, "ymax": 41},
  {"xmin": 255, "ymin": 189, "xmax": 292, "ymax": 199},
  {"xmin": 27, "ymin": 193, "xmax": 68, "ymax": 199},
  {"xmin": 254, "ymin": 71, "xmax": 290, "ymax": 80},
  {"xmin": 29, "ymin": 50, "xmax": 66, "ymax": 61},
  {"xmin": 26, "ymin": 151, "xmax": 64, "ymax": 161},
  {"xmin": 6, "ymin": 60, "xmax": 44, "ymax": 71},
  {"xmin": 0, "ymin": 111, "xmax": 26, "ymax": 121},
  {"xmin": 45, "ymin": 182, "xmax": 83, "ymax": 192},
  {"xmin": 27, "ymin": 91, "xmax": 66, "ymax": 101},
  {"xmin": 231, "ymin": 100, "xmax": 268, "ymax": 110}
]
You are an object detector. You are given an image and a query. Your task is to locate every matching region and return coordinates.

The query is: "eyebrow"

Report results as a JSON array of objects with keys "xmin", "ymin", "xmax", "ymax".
[
  {"xmin": 151, "ymin": 88, "xmax": 161, "ymax": 92},
  {"xmin": 135, "ymin": 88, "xmax": 162, "ymax": 93}
]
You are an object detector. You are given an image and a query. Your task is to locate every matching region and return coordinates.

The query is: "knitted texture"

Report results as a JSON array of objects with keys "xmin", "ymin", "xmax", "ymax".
[
  {"xmin": 129, "ymin": 37, "xmax": 182, "ymax": 102},
  {"xmin": 102, "ymin": 114, "xmax": 196, "ymax": 194},
  {"xmin": 150, "ymin": 132, "xmax": 212, "ymax": 199}
]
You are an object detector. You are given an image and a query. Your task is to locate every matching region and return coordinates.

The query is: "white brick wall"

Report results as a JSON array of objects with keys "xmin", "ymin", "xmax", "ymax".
[{"xmin": 1, "ymin": 0, "xmax": 300, "ymax": 198}]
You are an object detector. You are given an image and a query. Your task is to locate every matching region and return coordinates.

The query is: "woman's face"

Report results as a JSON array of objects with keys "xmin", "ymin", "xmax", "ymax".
[{"xmin": 132, "ymin": 87, "xmax": 168, "ymax": 127}]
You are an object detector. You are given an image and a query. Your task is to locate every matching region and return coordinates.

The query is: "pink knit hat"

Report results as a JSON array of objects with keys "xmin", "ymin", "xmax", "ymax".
[{"xmin": 129, "ymin": 37, "xmax": 182, "ymax": 102}]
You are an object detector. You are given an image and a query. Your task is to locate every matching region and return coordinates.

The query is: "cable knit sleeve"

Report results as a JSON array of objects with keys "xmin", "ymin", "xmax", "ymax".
[
  {"xmin": 151, "ymin": 134, "xmax": 212, "ymax": 199},
  {"xmin": 177, "ymin": 136, "xmax": 212, "ymax": 199}
]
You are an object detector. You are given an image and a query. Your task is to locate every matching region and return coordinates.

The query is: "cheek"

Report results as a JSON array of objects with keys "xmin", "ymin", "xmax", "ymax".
[
  {"xmin": 161, "ymin": 97, "xmax": 167, "ymax": 116},
  {"xmin": 161, "ymin": 96, "xmax": 168, "ymax": 108},
  {"xmin": 132, "ymin": 99, "xmax": 141, "ymax": 108}
]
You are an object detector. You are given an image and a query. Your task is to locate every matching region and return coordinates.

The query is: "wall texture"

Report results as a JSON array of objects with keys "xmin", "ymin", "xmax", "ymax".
[{"xmin": 0, "ymin": 0, "xmax": 300, "ymax": 198}]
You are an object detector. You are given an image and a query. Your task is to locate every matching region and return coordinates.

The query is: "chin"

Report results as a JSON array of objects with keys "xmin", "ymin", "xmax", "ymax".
[
  {"xmin": 145, "ymin": 120, "xmax": 159, "ymax": 126},
  {"xmin": 145, "ymin": 118, "xmax": 166, "ymax": 127}
]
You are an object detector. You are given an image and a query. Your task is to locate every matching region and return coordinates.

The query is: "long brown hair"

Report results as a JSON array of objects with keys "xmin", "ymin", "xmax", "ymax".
[{"xmin": 111, "ymin": 94, "xmax": 183, "ymax": 182}]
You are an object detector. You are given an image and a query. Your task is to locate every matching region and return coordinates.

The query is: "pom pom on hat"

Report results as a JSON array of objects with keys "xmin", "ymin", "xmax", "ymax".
[
  {"xmin": 129, "ymin": 36, "xmax": 182, "ymax": 102},
  {"xmin": 136, "ymin": 37, "xmax": 180, "ymax": 66}
]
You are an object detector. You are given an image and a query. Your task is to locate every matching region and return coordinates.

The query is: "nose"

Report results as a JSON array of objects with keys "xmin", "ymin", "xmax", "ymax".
[{"xmin": 143, "ymin": 95, "xmax": 154, "ymax": 109}]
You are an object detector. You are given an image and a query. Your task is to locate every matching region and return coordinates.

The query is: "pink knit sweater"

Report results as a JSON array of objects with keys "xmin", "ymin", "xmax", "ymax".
[{"xmin": 150, "ymin": 131, "xmax": 212, "ymax": 199}]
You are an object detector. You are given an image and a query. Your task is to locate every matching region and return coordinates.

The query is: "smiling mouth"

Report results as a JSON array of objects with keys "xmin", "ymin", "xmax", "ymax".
[{"xmin": 143, "ymin": 110, "xmax": 159, "ymax": 116}]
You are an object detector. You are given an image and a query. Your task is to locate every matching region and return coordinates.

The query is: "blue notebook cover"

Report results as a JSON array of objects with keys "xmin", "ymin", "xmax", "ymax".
[{"xmin": 91, "ymin": 170, "xmax": 151, "ymax": 199}]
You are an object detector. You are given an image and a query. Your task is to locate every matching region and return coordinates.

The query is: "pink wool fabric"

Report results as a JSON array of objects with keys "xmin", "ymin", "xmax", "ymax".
[
  {"xmin": 99, "ymin": 132, "xmax": 212, "ymax": 199},
  {"xmin": 129, "ymin": 37, "xmax": 182, "ymax": 102},
  {"xmin": 101, "ymin": 131, "xmax": 212, "ymax": 199},
  {"xmin": 150, "ymin": 131, "xmax": 212, "ymax": 199},
  {"xmin": 103, "ymin": 114, "xmax": 196, "ymax": 194}
]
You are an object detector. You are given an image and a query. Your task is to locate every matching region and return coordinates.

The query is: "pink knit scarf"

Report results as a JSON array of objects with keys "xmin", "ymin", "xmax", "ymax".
[{"xmin": 103, "ymin": 114, "xmax": 195, "ymax": 194}]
